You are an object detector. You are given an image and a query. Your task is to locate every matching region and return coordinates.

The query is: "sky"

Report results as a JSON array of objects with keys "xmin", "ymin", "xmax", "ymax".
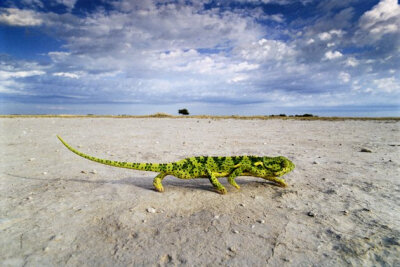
[{"xmin": 0, "ymin": 0, "xmax": 399, "ymax": 116}]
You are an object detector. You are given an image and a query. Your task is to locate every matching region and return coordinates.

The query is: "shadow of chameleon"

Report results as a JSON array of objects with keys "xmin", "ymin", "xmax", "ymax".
[{"xmin": 5, "ymin": 172, "xmax": 281, "ymax": 194}]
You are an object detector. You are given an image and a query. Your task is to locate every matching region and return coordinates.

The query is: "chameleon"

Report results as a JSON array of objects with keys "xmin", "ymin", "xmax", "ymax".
[{"xmin": 57, "ymin": 135, "xmax": 295, "ymax": 194}]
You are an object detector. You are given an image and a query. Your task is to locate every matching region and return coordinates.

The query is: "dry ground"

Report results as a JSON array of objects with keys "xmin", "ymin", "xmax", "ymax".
[{"xmin": 1, "ymin": 118, "xmax": 399, "ymax": 266}]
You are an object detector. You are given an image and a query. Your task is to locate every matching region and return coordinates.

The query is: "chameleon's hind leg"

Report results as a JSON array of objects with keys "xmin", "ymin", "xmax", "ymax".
[
  {"xmin": 153, "ymin": 172, "xmax": 167, "ymax": 192},
  {"xmin": 208, "ymin": 171, "xmax": 227, "ymax": 194},
  {"xmin": 228, "ymin": 167, "xmax": 243, "ymax": 189}
]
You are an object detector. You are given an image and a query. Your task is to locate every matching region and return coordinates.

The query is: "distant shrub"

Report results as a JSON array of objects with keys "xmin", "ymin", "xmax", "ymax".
[
  {"xmin": 178, "ymin": 109, "xmax": 189, "ymax": 115},
  {"xmin": 279, "ymin": 114, "xmax": 287, "ymax": 117},
  {"xmin": 295, "ymin": 114, "xmax": 315, "ymax": 117},
  {"xmin": 150, "ymin": 113, "xmax": 173, "ymax": 118}
]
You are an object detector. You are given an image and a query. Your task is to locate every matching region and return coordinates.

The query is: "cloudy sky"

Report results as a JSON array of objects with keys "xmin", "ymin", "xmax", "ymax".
[{"xmin": 0, "ymin": 0, "xmax": 399, "ymax": 116}]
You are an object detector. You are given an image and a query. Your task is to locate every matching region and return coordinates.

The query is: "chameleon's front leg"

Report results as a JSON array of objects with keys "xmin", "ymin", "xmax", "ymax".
[
  {"xmin": 266, "ymin": 176, "xmax": 287, "ymax": 187},
  {"xmin": 153, "ymin": 172, "xmax": 167, "ymax": 192},
  {"xmin": 207, "ymin": 170, "xmax": 227, "ymax": 194},
  {"xmin": 248, "ymin": 167, "xmax": 287, "ymax": 187}
]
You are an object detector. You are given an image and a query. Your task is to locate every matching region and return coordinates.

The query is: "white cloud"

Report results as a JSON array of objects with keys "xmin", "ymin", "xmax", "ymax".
[
  {"xmin": 360, "ymin": 0, "xmax": 400, "ymax": 28},
  {"xmin": 318, "ymin": 32, "xmax": 331, "ymax": 41},
  {"xmin": 53, "ymin": 72, "xmax": 80, "ymax": 79},
  {"xmin": 0, "ymin": 63, "xmax": 46, "ymax": 95},
  {"xmin": 318, "ymin": 29, "xmax": 344, "ymax": 41},
  {"xmin": 48, "ymin": 52, "xmax": 71, "ymax": 62},
  {"xmin": 0, "ymin": 8, "xmax": 43, "ymax": 26},
  {"xmin": 358, "ymin": 0, "xmax": 400, "ymax": 41},
  {"xmin": 228, "ymin": 61, "xmax": 259, "ymax": 72},
  {"xmin": 0, "ymin": 80, "xmax": 21, "ymax": 94},
  {"xmin": 237, "ymin": 38, "xmax": 296, "ymax": 62},
  {"xmin": 0, "ymin": 70, "xmax": 45, "ymax": 79},
  {"xmin": 339, "ymin": 72, "xmax": 351, "ymax": 83},
  {"xmin": 324, "ymin": 50, "xmax": 343, "ymax": 60},
  {"xmin": 228, "ymin": 74, "xmax": 249, "ymax": 83},
  {"xmin": 370, "ymin": 23, "xmax": 398, "ymax": 35},
  {"xmin": 263, "ymin": 14, "xmax": 285, "ymax": 23},
  {"xmin": 154, "ymin": 49, "xmax": 258, "ymax": 79},
  {"xmin": 60, "ymin": 2, "xmax": 263, "ymax": 55},
  {"xmin": 306, "ymin": 38, "xmax": 315, "ymax": 44},
  {"xmin": 345, "ymin": 57, "xmax": 359, "ymax": 67},
  {"xmin": 56, "ymin": 0, "xmax": 77, "ymax": 9},
  {"xmin": 329, "ymin": 29, "xmax": 344, "ymax": 36},
  {"xmin": 180, "ymin": 56, "xmax": 220, "ymax": 74},
  {"xmin": 159, "ymin": 49, "xmax": 198, "ymax": 60},
  {"xmin": 373, "ymin": 77, "xmax": 400, "ymax": 93}
]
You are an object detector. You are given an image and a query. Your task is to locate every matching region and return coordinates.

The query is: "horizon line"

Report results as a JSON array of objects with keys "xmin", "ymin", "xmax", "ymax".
[{"xmin": 1, "ymin": 113, "xmax": 399, "ymax": 121}]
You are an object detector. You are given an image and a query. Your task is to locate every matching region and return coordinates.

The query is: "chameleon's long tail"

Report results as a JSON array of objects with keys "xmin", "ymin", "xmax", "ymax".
[{"xmin": 57, "ymin": 135, "xmax": 162, "ymax": 172}]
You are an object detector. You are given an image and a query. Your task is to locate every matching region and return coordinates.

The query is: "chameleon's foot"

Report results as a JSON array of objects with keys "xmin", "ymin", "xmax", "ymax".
[
  {"xmin": 272, "ymin": 177, "xmax": 287, "ymax": 187},
  {"xmin": 228, "ymin": 177, "xmax": 240, "ymax": 190},
  {"xmin": 263, "ymin": 177, "xmax": 287, "ymax": 187},
  {"xmin": 216, "ymin": 187, "xmax": 227, "ymax": 194},
  {"xmin": 153, "ymin": 173, "xmax": 167, "ymax": 192},
  {"xmin": 277, "ymin": 181, "xmax": 287, "ymax": 187},
  {"xmin": 208, "ymin": 172, "xmax": 227, "ymax": 194},
  {"xmin": 154, "ymin": 185, "xmax": 165, "ymax": 192}
]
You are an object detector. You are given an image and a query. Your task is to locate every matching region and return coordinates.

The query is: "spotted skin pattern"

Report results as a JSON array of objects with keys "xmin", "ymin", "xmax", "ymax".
[{"xmin": 57, "ymin": 135, "xmax": 295, "ymax": 194}]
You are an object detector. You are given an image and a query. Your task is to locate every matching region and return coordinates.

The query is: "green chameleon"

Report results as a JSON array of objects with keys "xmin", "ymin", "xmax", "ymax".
[{"xmin": 57, "ymin": 135, "xmax": 295, "ymax": 194}]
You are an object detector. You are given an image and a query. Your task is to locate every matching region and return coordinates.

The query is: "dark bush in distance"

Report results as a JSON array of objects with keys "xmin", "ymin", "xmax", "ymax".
[
  {"xmin": 295, "ymin": 114, "xmax": 314, "ymax": 117},
  {"xmin": 178, "ymin": 109, "xmax": 189, "ymax": 115}
]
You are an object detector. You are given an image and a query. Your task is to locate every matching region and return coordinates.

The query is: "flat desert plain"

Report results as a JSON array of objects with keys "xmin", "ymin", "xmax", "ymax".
[{"xmin": 1, "ymin": 117, "xmax": 399, "ymax": 266}]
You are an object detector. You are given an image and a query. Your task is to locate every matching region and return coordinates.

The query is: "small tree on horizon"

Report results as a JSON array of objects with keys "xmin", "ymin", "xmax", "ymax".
[{"xmin": 178, "ymin": 108, "xmax": 189, "ymax": 115}]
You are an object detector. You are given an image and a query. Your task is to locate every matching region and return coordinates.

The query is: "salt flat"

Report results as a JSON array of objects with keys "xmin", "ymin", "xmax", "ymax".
[{"xmin": 1, "ymin": 118, "xmax": 399, "ymax": 266}]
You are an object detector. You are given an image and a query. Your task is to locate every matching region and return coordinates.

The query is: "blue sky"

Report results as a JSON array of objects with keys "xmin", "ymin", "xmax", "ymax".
[{"xmin": 0, "ymin": 0, "xmax": 399, "ymax": 116}]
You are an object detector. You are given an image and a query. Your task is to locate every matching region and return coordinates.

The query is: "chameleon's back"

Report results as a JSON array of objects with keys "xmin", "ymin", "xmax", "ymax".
[{"xmin": 178, "ymin": 155, "xmax": 266, "ymax": 172}]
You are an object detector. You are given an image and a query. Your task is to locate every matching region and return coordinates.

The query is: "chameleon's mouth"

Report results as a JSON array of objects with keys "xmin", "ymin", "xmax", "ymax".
[{"xmin": 287, "ymin": 161, "xmax": 295, "ymax": 171}]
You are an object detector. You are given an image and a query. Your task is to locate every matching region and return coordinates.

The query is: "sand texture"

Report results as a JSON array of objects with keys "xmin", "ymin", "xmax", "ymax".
[{"xmin": 1, "ymin": 118, "xmax": 399, "ymax": 266}]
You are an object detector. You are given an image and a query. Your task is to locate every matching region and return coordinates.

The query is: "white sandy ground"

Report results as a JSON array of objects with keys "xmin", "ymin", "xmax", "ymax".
[{"xmin": 0, "ymin": 118, "xmax": 399, "ymax": 266}]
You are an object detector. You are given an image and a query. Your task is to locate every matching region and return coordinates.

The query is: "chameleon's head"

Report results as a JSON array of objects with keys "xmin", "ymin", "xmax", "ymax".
[{"xmin": 262, "ymin": 156, "xmax": 295, "ymax": 177}]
